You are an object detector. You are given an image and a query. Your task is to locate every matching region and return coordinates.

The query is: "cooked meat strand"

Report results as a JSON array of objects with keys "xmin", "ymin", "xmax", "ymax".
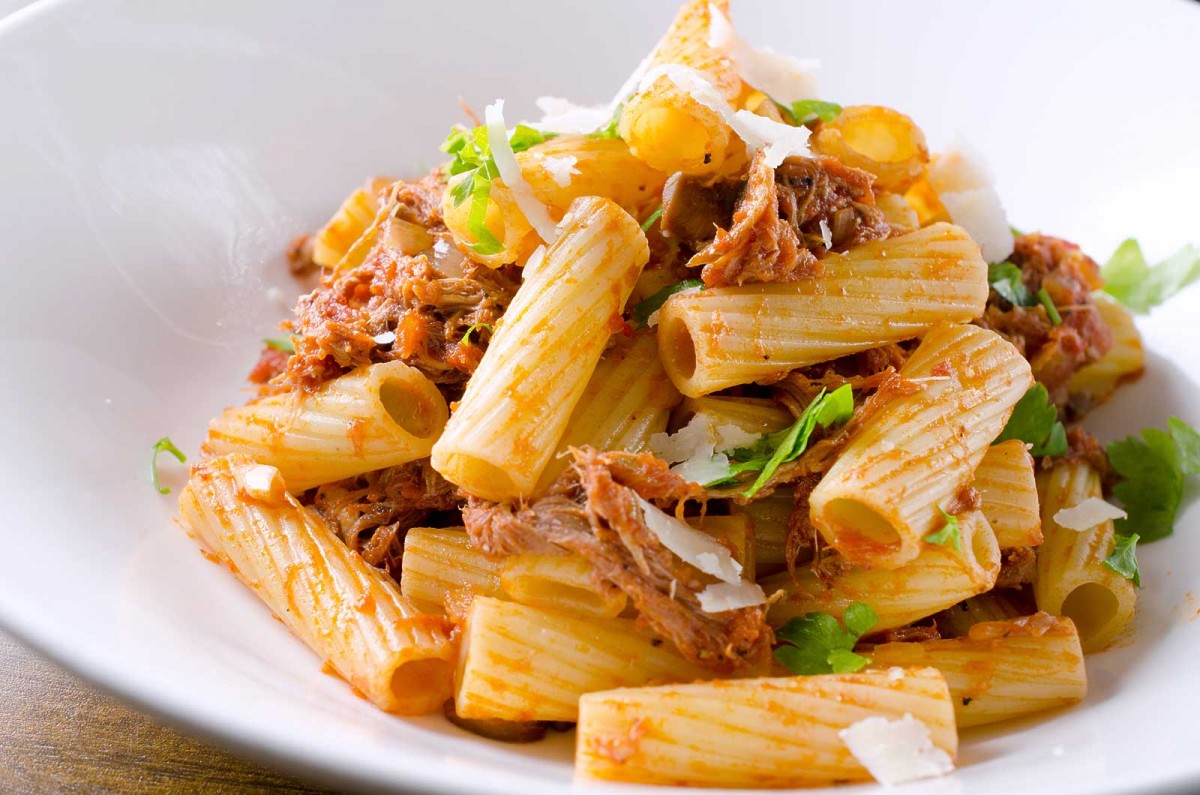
[
  {"xmin": 463, "ymin": 448, "xmax": 772, "ymax": 673},
  {"xmin": 308, "ymin": 460, "xmax": 460, "ymax": 580},
  {"xmin": 977, "ymin": 233, "xmax": 1113, "ymax": 408}
]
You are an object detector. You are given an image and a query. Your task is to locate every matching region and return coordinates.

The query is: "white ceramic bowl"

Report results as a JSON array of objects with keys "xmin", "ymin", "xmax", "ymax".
[{"xmin": 1, "ymin": 0, "xmax": 1198, "ymax": 792}]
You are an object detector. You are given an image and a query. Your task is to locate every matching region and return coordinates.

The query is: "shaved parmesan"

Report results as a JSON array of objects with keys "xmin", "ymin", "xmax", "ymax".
[
  {"xmin": 372, "ymin": 331, "xmax": 396, "ymax": 345},
  {"xmin": 928, "ymin": 140, "xmax": 1013, "ymax": 263},
  {"xmin": 633, "ymin": 494, "xmax": 743, "ymax": 584},
  {"xmin": 532, "ymin": 96, "xmax": 608, "ymax": 134},
  {"xmin": 484, "ymin": 100, "xmax": 558, "ymax": 244},
  {"xmin": 242, "ymin": 464, "xmax": 285, "ymax": 502},
  {"xmin": 839, "ymin": 714, "xmax": 955, "ymax": 787},
  {"xmin": 670, "ymin": 452, "xmax": 733, "ymax": 486},
  {"xmin": 1054, "ymin": 497, "xmax": 1128, "ymax": 531},
  {"xmin": 714, "ymin": 423, "xmax": 759, "ymax": 451},
  {"xmin": 651, "ymin": 415, "xmax": 759, "ymax": 485},
  {"xmin": 707, "ymin": 3, "xmax": 820, "ymax": 105},
  {"xmin": 540, "ymin": 154, "xmax": 579, "ymax": 188},
  {"xmin": 650, "ymin": 414, "xmax": 713, "ymax": 464},
  {"xmin": 697, "ymin": 580, "xmax": 767, "ymax": 612},
  {"xmin": 640, "ymin": 65, "xmax": 810, "ymax": 167}
]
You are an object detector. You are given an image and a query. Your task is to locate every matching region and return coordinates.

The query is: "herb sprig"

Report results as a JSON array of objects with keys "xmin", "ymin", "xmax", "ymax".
[
  {"xmin": 994, "ymin": 384, "xmax": 1067, "ymax": 458},
  {"xmin": 151, "ymin": 437, "xmax": 187, "ymax": 495},
  {"xmin": 775, "ymin": 602, "xmax": 878, "ymax": 675}
]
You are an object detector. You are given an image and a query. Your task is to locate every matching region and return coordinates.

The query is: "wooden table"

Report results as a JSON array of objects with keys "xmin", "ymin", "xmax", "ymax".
[{"xmin": 0, "ymin": 630, "xmax": 335, "ymax": 794}]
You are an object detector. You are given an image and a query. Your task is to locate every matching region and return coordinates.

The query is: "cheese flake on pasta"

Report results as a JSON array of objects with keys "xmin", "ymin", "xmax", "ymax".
[
  {"xmin": 532, "ymin": 96, "xmax": 609, "ymax": 134},
  {"xmin": 707, "ymin": 2, "xmax": 820, "ymax": 105},
  {"xmin": 928, "ymin": 140, "xmax": 1014, "ymax": 263},
  {"xmin": 839, "ymin": 713, "xmax": 955, "ymax": 787},
  {"xmin": 484, "ymin": 100, "xmax": 559, "ymax": 244},
  {"xmin": 650, "ymin": 415, "xmax": 758, "ymax": 485},
  {"xmin": 540, "ymin": 154, "xmax": 580, "ymax": 188},
  {"xmin": 633, "ymin": 494, "xmax": 743, "ymax": 584},
  {"xmin": 697, "ymin": 580, "xmax": 767, "ymax": 613},
  {"xmin": 1054, "ymin": 497, "xmax": 1128, "ymax": 531}
]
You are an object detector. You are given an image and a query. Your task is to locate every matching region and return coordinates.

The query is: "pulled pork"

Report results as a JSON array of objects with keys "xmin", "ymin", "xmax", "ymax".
[
  {"xmin": 308, "ymin": 460, "xmax": 459, "ymax": 580},
  {"xmin": 463, "ymin": 448, "xmax": 773, "ymax": 673},
  {"xmin": 977, "ymin": 233, "xmax": 1113, "ymax": 408},
  {"xmin": 663, "ymin": 153, "xmax": 891, "ymax": 287},
  {"xmin": 283, "ymin": 172, "xmax": 519, "ymax": 393}
]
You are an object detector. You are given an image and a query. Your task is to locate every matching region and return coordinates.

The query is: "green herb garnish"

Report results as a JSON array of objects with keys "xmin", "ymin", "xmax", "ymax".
[
  {"xmin": 630, "ymin": 279, "xmax": 703, "ymax": 328},
  {"xmin": 151, "ymin": 437, "xmax": 187, "ymax": 495},
  {"xmin": 462, "ymin": 322, "xmax": 494, "ymax": 345},
  {"xmin": 994, "ymin": 384, "xmax": 1068, "ymax": 458},
  {"xmin": 1107, "ymin": 418, "xmax": 1200, "ymax": 542},
  {"xmin": 782, "ymin": 99, "xmax": 843, "ymax": 126},
  {"xmin": 442, "ymin": 123, "xmax": 553, "ymax": 255},
  {"xmin": 924, "ymin": 507, "xmax": 962, "ymax": 550},
  {"xmin": 640, "ymin": 205, "xmax": 663, "ymax": 233},
  {"xmin": 775, "ymin": 602, "xmax": 878, "ymax": 675},
  {"xmin": 1104, "ymin": 532, "xmax": 1141, "ymax": 588},
  {"xmin": 263, "ymin": 337, "xmax": 295, "ymax": 354},
  {"xmin": 1102, "ymin": 239, "xmax": 1200, "ymax": 314},
  {"xmin": 987, "ymin": 261, "xmax": 1034, "ymax": 307},
  {"xmin": 1036, "ymin": 287, "xmax": 1062, "ymax": 325}
]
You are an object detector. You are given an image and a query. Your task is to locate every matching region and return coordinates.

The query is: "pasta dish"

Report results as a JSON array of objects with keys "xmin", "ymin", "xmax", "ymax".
[{"xmin": 158, "ymin": 1, "xmax": 1200, "ymax": 787}]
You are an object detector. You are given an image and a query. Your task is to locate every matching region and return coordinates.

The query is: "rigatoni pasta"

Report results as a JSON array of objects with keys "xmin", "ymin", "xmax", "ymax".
[
  {"xmin": 974, "ymin": 439, "xmax": 1042, "ymax": 549},
  {"xmin": 656, "ymin": 224, "xmax": 990, "ymax": 397}
]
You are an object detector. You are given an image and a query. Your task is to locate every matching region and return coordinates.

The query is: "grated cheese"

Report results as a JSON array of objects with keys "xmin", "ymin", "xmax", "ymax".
[
  {"xmin": 540, "ymin": 154, "xmax": 580, "ymax": 188},
  {"xmin": 650, "ymin": 415, "xmax": 759, "ymax": 485},
  {"xmin": 707, "ymin": 2, "xmax": 820, "ymax": 105},
  {"xmin": 928, "ymin": 139, "xmax": 1014, "ymax": 263},
  {"xmin": 1054, "ymin": 497, "xmax": 1128, "ymax": 531},
  {"xmin": 484, "ymin": 100, "xmax": 558, "ymax": 244},
  {"xmin": 633, "ymin": 494, "xmax": 743, "ymax": 584},
  {"xmin": 697, "ymin": 580, "xmax": 767, "ymax": 613},
  {"xmin": 839, "ymin": 713, "xmax": 955, "ymax": 787}
]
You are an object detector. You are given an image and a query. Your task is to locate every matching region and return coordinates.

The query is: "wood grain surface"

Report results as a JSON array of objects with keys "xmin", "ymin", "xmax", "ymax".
[{"xmin": 0, "ymin": 630, "xmax": 336, "ymax": 794}]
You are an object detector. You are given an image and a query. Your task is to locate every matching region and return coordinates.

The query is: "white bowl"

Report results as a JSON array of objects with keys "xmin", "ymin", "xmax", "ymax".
[{"xmin": 1, "ymin": 0, "xmax": 1198, "ymax": 792}]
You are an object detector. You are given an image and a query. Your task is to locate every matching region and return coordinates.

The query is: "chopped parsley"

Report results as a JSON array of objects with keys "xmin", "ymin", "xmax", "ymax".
[
  {"xmin": 704, "ymin": 385, "xmax": 854, "ymax": 498},
  {"xmin": 778, "ymin": 99, "xmax": 843, "ymax": 126},
  {"xmin": 461, "ymin": 322, "xmax": 494, "ymax": 345},
  {"xmin": 1102, "ymin": 238, "xmax": 1200, "ymax": 314},
  {"xmin": 1036, "ymin": 288, "xmax": 1062, "ymax": 325},
  {"xmin": 150, "ymin": 436, "xmax": 187, "ymax": 495},
  {"xmin": 1104, "ymin": 532, "xmax": 1141, "ymax": 588},
  {"xmin": 994, "ymin": 384, "xmax": 1068, "ymax": 458},
  {"xmin": 924, "ymin": 507, "xmax": 962, "ymax": 550},
  {"xmin": 775, "ymin": 602, "xmax": 878, "ymax": 675},
  {"xmin": 987, "ymin": 261, "xmax": 1034, "ymax": 307},
  {"xmin": 640, "ymin": 205, "xmax": 663, "ymax": 234},
  {"xmin": 441, "ymin": 123, "xmax": 553, "ymax": 255},
  {"xmin": 1107, "ymin": 418, "xmax": 1200, "ymax": 542},
  {"xmin": 630, "ymin": 279, "xmax": 703, "ymax": 328},
  {"xmin": 262, "ymin": 336, "xmax": 295, "ymax": 354}
]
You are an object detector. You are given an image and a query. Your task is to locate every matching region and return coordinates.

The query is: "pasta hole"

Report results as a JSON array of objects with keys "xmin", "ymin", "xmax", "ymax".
[
  {"xmin": 823, "ymin": 499, "xmax": 901, "ymax": 549},
  {"xmin": 379, "ymin": 379, "xmax": 437, "ymax": 438},
  {"xmin": 389, "ymin": 658, "xmax": 452, "ymax": 709},
  {"xmin": 662, "ymin": 318, "xmax": 697, "ymax": 380},
  {"xmin": 1060, "ymin": 583, "xmax": 1119, "ymax": 641}
]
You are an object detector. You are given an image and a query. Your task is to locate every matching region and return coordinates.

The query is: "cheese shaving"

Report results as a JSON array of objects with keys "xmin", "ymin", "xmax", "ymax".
[
  {"xmin": 484, "ymin": 100, "xmax": 558, "ymax": 244},
  {"xmin": 639, "ymin": 65, "xmax": 810, "ymax": 167},
  {"xmin": 372, "ymin": 331, "xmax": 396, "ymax": 345},
  {"xmin": 532, "ymin": 97, "xmax": 609, "ymax": 134},
  {"xmin": 633, "ymin": 494, "xmax": 743, "ymax": 584},
  {"xmin": 707, "ymin": 2, "xmax": 820, "ymax": 105},
  {"xmin": 1054, "ymin": 497, "xmax": 1128, "ymax": 531},
  {"xmin": 839, "ymin": 714, "xmax": 955, "ymax": 787},
  {"xmin": 241, "ymin": 464, "xmax": 285, "ymax": 503},
  {"xmin": 540, "ymin": 154, "xmax": 580, "ymax": 188},
  {"xmin": 928, "ymin": 139, "xmax": 1013, "ymax": 263},
  {"xmin": 651, "ymin": 415, "xmax": 759, "ymax": 485},
  {"xmin": 697, "ymin": 580, "xmax": 767, "ymax": 613}
]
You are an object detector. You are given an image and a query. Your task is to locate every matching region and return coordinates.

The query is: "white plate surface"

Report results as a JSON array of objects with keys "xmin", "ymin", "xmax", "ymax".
[{"xmin": 1, "ymin": 0, "xmax": 1199, "ymax": 792}]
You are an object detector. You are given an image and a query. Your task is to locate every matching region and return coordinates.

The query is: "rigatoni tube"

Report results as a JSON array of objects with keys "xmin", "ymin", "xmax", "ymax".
[
  {"xmin": 810, "ymin": 323, "xmax": 1033, "ymax": 569},
  {"xmin": 203, "ymin": 360, "xmax": 448, "ymax": 493},
  {"xmin": 974, "ymin": 439, "xmax": 1042, "ymax": 549},
  {"xmin": 1035, "ymin": 461, "xmax": 1137, "ymax": 653},
  {"xmin": 178, "ymin": 454, "xmax": 456, "ymax": 714},
  {"xmin": 432, "ymin": 196, "xmax": 649, "ymax": 501},
  {"xmin": 657, "ymin": 223, "xmax": 990, "ymax": 397},
  {"xmin": 575, "ymin": 668, "xmax": 956, "ymax": 787}
]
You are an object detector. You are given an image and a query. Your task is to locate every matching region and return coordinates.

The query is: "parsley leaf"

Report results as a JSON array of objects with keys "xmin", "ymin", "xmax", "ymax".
[
  {"xmin": 1104, "ymin": 532, "xmax": 1141, "ymax": 588},
  {"xmin": 630, "ymin": 279, "xmax": 703, "ymax": 328},
  {"xmin": 924, "ymin": 507, "xmax": 962, "ymax": 550},
  {"xmin": 787, "ymin": 99, "xmax": 842, "ymax": 125},
  {"xmin": 1102, "ymin": 239, "xmax": 1200, "ymax": 314},
  {"xmin": 775, "ymin": 602, "xmax": 878, "ymax": 675},
  {"xmin": 461, "ymin": 322, "xmax": 494, "ymax": 345},
  {"xmin": 994, "ymin": 384, "xmax": 1068, "ymax": 457},
  {"xmin": 1036, "ymin": 287, "xmax": 1063, "ymax": 325},
  {"xmin": 150, "ymin": 436, "xmax": 187, "ymax": 495},
  {"xmin": 987, "ymin": 262, "xmax": 1034, "ymax": 307},
  {"xmin": 1107, "ymin": 418, "xmax": 1200, "ymax": 542},
  {"xmin": 262, "ymin": 336, "xmax": 295, "ymax": 354},
  {"xmin": 440, "ymin": 123, "xmax": 552, "ymax": 255},
  {"xmin": 640, "ymin": 205, "xmax": 663, "ymax": 234}
]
